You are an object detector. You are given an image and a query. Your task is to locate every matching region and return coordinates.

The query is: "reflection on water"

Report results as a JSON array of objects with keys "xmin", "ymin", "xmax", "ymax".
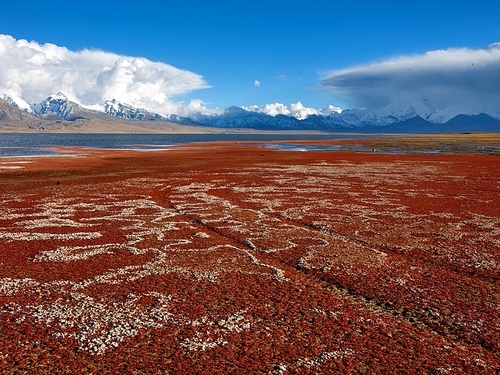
[{"xmin": 262, "ymin": 143, "xmax": 364, "ymax": 152}]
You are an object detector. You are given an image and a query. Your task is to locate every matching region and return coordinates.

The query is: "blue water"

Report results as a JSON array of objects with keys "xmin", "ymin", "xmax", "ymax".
[
  {"xmin": 0, "ymin": 133, "xmax": 357, "ymax": 158},
  {"xmin": 262, "ymin": 143, "xmax": 367, "ymax": 152}
]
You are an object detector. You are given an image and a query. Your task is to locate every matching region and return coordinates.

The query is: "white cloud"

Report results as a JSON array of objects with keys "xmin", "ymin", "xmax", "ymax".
[
  {"xmin": 171, "ymin": 99, "xmax": 221, "ymax": 118},
  {"xmin": 275, "ymin": 74, "xmax": 287, "ymax": 80},
  {"xmin": 254, "ymin": 80, "xmax": 261, "ymax": 88},
  {"xmin": 0, "ymin": 34, "xmax": 211, "ymax": 116},
  {"xmin": 320, "ymin": 43, "xmax": 500, "ymax": 110},
  {"xmin": 243, "ymin": 102, "xmax": 341, "ymax": 120},
  {"xmin": 289, "ymin": 102, "xmax": 321, "ymax": 119}
]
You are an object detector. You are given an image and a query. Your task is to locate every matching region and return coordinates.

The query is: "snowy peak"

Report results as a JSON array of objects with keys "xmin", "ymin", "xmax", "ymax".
[
  {"xmin": 0, "ymin": 96, "xmax": 38, "ymax": 123},
  {"xmin": 36, "ymin": 92, "xmax": 74, "ymax": 119},
  {"xmin": 48, "ymin": 91, "xmax": 69, "ymax": 101},
  {"xmin": 104, "ymin": 99, "xmax": 164, "ymax": 121},
  {"xmin": 374, "ymin": 99, "xmax": 432, "ymax": 121},
  {"xmin": 374, "ymin": 98, "xmax": 500, "ymax": 124},
  {"xmin": 181, "ymin": 99, "xmax": 500, "ymax": 132},
  {"xmin": 1, "ymin": 91, "xmax": 499, "ymax": 132},
  {"xmin": 2, "ymin": 94, "xmax": 34, "ymax": 114}
]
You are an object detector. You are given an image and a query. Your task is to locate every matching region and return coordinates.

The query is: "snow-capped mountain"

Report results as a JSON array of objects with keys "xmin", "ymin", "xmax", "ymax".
[
  {"xmin": 1, "ymin": 91, "xmax": 499, "ymax": 132},
  {"xmin": 2, "ymin": 94, "xmax": 33, "ymax": 114},
  {"xmin": 171, "ymin": 106, "xmax": 303, "ymax": 129},
  {"xmin": 175, "ymin": 98, "xmax": 500, "ymax": 132},
  {"xmin": 364, "ymin": 98, "xmax": 500, "ymax": 125},
  {"xmin": 34, "ymin": 92, "xmax": 80, "ymax": 120},
  {"xmin": 104, "ymin": 99, "xmax": 164, "ymax": 121},
  {"xmin": 0, "ymin": 96, "xmax": 39, "ymax": 124}
]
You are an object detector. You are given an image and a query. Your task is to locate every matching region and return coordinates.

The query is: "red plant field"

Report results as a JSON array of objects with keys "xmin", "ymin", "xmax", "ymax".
[{"xmin": 0, "ymin": 139, "xmax": 499, "ymax": 374}]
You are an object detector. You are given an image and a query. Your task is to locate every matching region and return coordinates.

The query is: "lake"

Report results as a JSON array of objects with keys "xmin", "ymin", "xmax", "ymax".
[{"xmin": 0, "ymin": 133, "xmax": 358, "ymax": 158}]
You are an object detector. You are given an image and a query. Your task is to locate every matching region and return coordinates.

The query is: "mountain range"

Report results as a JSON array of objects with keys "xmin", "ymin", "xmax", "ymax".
[
  {"xmin": 0, "ymin": 94, "xmax": 219, "ymax": 134},
  {"xmin": 1, "ymin": 92, "xmax": 499, "ymax": 133}
]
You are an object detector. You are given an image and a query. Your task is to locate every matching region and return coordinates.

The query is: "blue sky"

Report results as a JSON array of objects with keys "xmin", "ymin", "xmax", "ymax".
[{"xmin": 1, "ymin": 0, "xmax": 500, "ymax": 115}]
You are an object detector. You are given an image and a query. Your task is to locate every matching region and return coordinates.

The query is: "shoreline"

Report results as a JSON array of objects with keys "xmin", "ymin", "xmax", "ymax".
[{"xmin": 1, "ymin": 132, "xmax": 499, "ymax": 165}]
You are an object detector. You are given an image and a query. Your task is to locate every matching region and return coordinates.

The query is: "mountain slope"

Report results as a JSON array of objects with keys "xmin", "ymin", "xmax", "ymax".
[
  {"xmin": 34, "ymin": 92, "xmax": 84, "ymax": 120},
  {"xmin": 0, "ymin": 97, "xmax": 230, "ymax": 134},
  {"xmin": 104, "ymin": 99, "xmax": 164, "ymax": 120},
  {"xmin": 2, "ymin": 94, "xmax": 34, "ymax": 113},
  {"xmin": 0, "ymin": 97, "xmax": 41, "ymax": 129},
  {"xmin": 178, "ymin": 108, "xmax": 500, "ymax": 133},
  {"xmin": 1, "ymin": 93, "xmax": 499, "ymax": 133}
]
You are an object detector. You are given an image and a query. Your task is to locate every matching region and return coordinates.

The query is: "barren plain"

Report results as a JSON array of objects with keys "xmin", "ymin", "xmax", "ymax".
[{"xmin": 0, "ymin": 135, "xmax": 499, "ymax": 374}]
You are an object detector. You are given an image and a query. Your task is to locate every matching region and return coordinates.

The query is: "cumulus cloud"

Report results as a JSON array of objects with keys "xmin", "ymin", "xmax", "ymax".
[
  {"xmin": 0, "ymin": 34, "xmax": 212, "ymax": 116},
  {"xmin": 243, "ymin": 102, "xmax": 341, "ymax": 120},
  {"xmin": 254, "ymin": 80, "xmax": 261, "ymax": 88},
  {"xmin": 320, "ymin": 43, "xmax": 500, "ymax": 110},
  {"xmin": 275, "ymin": 74, "xmax": 287, "ymax": 81},
  {"xmin": 171, "ymin": 99, "xmax": 221, "ymax": 118}
]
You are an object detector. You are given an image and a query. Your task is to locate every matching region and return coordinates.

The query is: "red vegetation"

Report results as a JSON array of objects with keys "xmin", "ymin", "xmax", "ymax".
[{"xmin": 0, "ymin": 142, "xmax": 499, "ymax": 374}]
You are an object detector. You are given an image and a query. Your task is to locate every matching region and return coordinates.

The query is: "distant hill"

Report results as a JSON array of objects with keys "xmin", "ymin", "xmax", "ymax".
[
  {"xmin": 0, "ymin": 98, "xmax": 224, "ymax": 134},
  {"xmin": 1, "ymin": 93, "xmax": 499, "ymax": 133}
]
